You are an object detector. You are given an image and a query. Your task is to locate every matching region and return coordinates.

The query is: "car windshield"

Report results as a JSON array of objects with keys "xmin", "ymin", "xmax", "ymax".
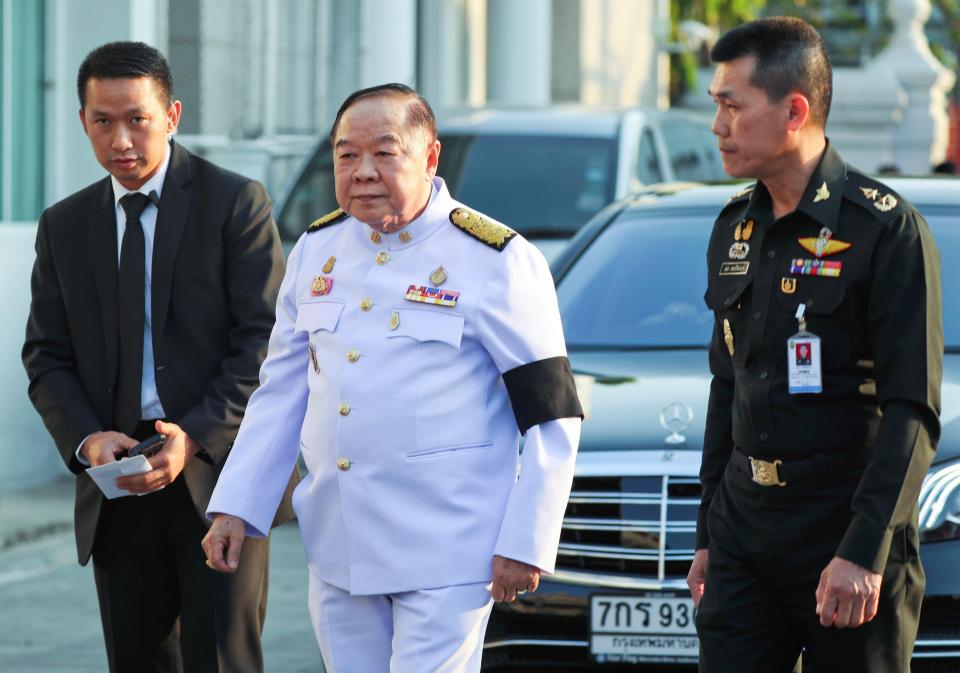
[
  {"xmin": 438, "ymin": 134, "xmax": 617, "ymax": 237},
  {"xmin": 558, "ymin": 211, "xmax": 714, "ymax": 349},
  {"xmin": 927, "ymin": 211, "xmax": 960, "ymax": 350},
  {"xmin": 558, "ymin": 207, "xmax": 960, "ymax": 349}
]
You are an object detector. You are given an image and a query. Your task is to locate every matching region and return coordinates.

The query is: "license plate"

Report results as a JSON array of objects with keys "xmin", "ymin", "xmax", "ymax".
[{"xmin": 589, "ymin": 593, "xmax": 699, "ymax": 664}]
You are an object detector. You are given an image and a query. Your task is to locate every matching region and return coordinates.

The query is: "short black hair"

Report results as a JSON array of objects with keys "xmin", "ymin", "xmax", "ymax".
[
  {"xmin": 77, "ymin": 41, "xmax": 173, "ymax": 108},
  {"xmin": 711, "ymin": 17, "xmax": 832, "ymax": 127},
  {"xmin": 329, "ymin": 83, "xmax": 436, "ymax": 144}
]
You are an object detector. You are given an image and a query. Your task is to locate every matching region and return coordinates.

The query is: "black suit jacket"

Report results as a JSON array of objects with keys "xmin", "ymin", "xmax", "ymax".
[{"xmin": 23, "ymin": 141, "xmax": 298, "ymax": 564}]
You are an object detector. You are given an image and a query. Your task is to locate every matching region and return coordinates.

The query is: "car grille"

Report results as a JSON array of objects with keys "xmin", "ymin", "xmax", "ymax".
[
  {"xmin": 910, "ymin": 661, "xmax": 960, "ymax": 673},
  {"xmin": 527, "ymin": 475, "xmax": 960, "ymax": 669},
  {"xmin": 488, "ymin": 605, "xmax": 586, "ymax": 641},
  {"xmin": 918, "ymin": 596, "xmax": 960, "ymax": 640},
  {"xmin": 557, "ymin": 475, "xmax": 701, "ymax": 580}
]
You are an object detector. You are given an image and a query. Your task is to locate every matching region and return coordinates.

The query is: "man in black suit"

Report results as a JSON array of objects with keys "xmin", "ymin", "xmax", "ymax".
[{"xmin": 22, "ymin": 41, "xmax": 296, "ymax": 672}]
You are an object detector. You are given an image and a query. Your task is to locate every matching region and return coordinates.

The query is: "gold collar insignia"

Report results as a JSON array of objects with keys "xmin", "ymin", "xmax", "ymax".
[{"xmin": 813, "ymin": 181, "xmax": 830, "ymax": 203}]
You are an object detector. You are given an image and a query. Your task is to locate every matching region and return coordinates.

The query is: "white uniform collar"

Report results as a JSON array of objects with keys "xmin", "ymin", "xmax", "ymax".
[
  {"xmin": 359, "ymin": 177, "xmax": 452, "ymax": 251},
  {"xmin": 111, "ymin": 141, "xmax": 171, "ymax": 208}
]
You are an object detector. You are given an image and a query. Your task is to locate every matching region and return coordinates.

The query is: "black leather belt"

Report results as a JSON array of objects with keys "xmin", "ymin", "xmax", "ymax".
[{"xmin": 730, "ymin": 447, "xmax": 868, "ymax": 487}]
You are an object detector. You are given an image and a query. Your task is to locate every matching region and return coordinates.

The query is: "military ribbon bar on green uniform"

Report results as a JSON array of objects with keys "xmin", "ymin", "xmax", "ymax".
[{"xmin": 790, "ymin": 258, "xmax": 841, "ymax": 278}]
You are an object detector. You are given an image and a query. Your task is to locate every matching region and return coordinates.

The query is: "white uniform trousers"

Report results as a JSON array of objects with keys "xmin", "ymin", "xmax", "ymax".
[{"xmin": 308, "ymin": 572, "xmax": 494, "ymax": 673}]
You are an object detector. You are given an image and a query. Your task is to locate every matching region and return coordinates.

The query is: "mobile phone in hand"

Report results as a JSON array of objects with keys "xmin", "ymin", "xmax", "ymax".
[{"xmin": 128, "ymin": 433, "xmax": 166, "ymax": 458}]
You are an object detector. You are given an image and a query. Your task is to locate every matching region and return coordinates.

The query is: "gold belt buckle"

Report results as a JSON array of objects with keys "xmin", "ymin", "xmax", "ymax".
[{"xmin": 749, "ymin": 457, "xmax": 787, "ymax": 487}]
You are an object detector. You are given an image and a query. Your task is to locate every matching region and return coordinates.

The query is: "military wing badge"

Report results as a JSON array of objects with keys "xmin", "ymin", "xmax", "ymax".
[{"xmin": 798, "ymin": 226, "xmax": 851, "ymax": 258}]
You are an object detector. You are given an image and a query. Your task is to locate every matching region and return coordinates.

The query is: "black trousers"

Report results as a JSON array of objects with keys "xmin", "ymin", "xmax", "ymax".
[
  {"xmin": 91, "ymin": 424, "xmax": 271, "ymax": 673},
  {"xmin": 696, "ymin": 459, "xmax": 924, "ymax": 673}
]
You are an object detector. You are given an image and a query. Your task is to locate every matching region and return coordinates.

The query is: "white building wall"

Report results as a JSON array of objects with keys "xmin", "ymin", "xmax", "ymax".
[
  {"xmin": 579, "ymin": 0, "xmax": 668, "ymax": 109},
  {"xmin": 0, "ymin": 222, "xmax": 65, "ymax": 492}
]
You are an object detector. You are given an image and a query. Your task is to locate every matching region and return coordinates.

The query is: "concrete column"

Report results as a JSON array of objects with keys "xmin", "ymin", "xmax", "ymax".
[
  {"xmin": 486, "ymin": 0, "xmax": 551, "ymax": 106},
  {"xmin": 464, "ymin": 0, "xmax": 487, "ymax": 106},
  {"xmin": 875, "ymin": 0, "xmax": 955, "ymax": 173},
  {"xmin": 579, "ymin": 0, "xmax": 666, "ymax": 108},
  {"xmin": 418, "ymin": 0, "xmax": 468, "ymax": 108},
  {"xmin": 262, "ymin": 0, "xmax": 279, "ymax": 137},
  {"xmin": 360, "ymin": 0, "xmax": 417, "ymax": 87},
  {"xmin": 551, "ymin": 0, "xmax": 580, "ymax": 102}
]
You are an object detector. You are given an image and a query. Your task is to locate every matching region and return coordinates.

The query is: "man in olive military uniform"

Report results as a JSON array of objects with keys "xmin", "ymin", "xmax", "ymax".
[{"xmin": 686, "ymin": 17, "xmax": 942, "ymax": 673}]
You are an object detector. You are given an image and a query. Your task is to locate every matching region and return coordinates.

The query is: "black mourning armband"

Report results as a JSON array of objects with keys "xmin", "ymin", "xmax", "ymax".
[{"xmin": 502, "ymin": 356, "xmax": 584, "ymax": 434}]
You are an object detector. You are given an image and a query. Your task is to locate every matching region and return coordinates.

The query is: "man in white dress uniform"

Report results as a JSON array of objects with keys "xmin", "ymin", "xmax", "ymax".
[{"xmin": 202, "ymin": 84, "xmax": 583, "ymax": 672}]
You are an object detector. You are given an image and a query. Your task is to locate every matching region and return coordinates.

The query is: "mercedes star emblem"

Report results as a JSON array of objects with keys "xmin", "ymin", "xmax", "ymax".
[{"xmin": 660, "ymin": 402, "xmax": 694, "ymax": 445}]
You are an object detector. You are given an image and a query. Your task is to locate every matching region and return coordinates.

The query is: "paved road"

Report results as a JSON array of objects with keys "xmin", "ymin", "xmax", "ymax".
[{"xmin": 0, "ymin": 477, "xmax": 325, "ymax": 672}]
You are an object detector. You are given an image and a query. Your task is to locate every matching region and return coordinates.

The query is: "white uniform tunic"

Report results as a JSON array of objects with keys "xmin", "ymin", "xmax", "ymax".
[{"xmin": 208, "ymin": 178, "xmax": 581, "ymax": 595}]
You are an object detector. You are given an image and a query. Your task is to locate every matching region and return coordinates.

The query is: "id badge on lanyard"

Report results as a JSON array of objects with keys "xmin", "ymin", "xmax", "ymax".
[{"xmin": 787, "ymin": 304, "xmax": 822, "ymax": 394}]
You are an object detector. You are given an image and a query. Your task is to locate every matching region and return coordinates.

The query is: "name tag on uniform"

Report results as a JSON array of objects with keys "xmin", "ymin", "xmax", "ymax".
[
  {"xmin": 788, "ymin": 334, "xmax": 822, "ymax": 394},
  {"xmin": 788, "ymin": 304, "xmax": 821, "ymax": 394},
  {"xmin": 719, "ymin": 261, "xmax": 750, "ymax": 276},
  {"xmin": 405, "ymin": 284, "xmax": 460, "ymax": 307}
]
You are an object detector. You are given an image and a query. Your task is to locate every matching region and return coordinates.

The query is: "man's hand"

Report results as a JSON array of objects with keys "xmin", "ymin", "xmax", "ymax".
[
  {"xmin": 687, "ymin": 548, "xmax": 709, "ymax": 608},
  {"xmin": 490, "ymin": 555, "xmax": 541, "ymax": 603},
  {"xmin": 116, "ymin": 420, "xmax": 200, "ymax": 494},
  {"xmin": 81, "ymin": 431, "xmax": 139, "ymax": 467},
  {"xmin": 815, "ymin": 556, "xmax": 882, "ymax": 628},
  {"xmin": 201, "ymin": 514, "xmax": 247, "ymax": 573}
]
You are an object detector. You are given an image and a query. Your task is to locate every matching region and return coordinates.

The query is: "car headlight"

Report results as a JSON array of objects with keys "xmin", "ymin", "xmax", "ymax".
[{"xmin": 919, "ymin": 458, "xmax": 960, "ymax": 542}]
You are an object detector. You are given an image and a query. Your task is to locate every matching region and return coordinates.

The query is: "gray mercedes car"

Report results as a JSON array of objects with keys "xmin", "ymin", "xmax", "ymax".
[{"xmin": 481, "ymin": 178, "xmax": 960, "ymax": 673}]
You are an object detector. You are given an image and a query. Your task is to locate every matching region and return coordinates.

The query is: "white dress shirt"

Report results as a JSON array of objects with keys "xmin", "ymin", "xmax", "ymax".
[{"xmin": 76, "ymin": 143, "xmax": 171, "ymax": 462}]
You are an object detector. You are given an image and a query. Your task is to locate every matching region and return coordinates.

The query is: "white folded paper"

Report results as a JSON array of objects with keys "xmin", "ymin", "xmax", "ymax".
[{"xmin": 85, "ymin": 455, "xmax": 154, "ymax": 499}]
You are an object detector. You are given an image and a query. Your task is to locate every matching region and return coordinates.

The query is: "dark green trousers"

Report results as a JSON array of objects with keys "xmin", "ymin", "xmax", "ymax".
[{"xmin": 696, "ymin": 461, "xmax": 923, "ymax": 673}]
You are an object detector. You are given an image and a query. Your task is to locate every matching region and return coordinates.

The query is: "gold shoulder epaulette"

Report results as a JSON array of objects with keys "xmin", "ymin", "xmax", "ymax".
[
  {"xmin": 449, "ymin": 207, "xmax": 516, "ymax": 251},
  {"xmin": 717, "ymin": 183, "xmax": 755, "ymax": 218},
  {"xmin": 726, "ymin": 184, "xmax": 755, "ymax": 203},
  {"xmin": 844, "ymin": 174, "xmax": 904, "ymax": 220},
  {"xmin": 307, "ymin": 208, "xmax": 348, "ymax": 233}
]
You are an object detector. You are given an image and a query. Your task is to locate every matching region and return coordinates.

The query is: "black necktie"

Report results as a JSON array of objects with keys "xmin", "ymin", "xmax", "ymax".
[{"xmin": 115, "ymin": 192, "xmax": 152, "ymax": 435}]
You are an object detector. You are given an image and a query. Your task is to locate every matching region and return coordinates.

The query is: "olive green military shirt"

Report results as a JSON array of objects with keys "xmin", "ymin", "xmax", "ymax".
[{"xmin": 697, "ymin": 144, "xmax": 943, "ymax": 574}]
